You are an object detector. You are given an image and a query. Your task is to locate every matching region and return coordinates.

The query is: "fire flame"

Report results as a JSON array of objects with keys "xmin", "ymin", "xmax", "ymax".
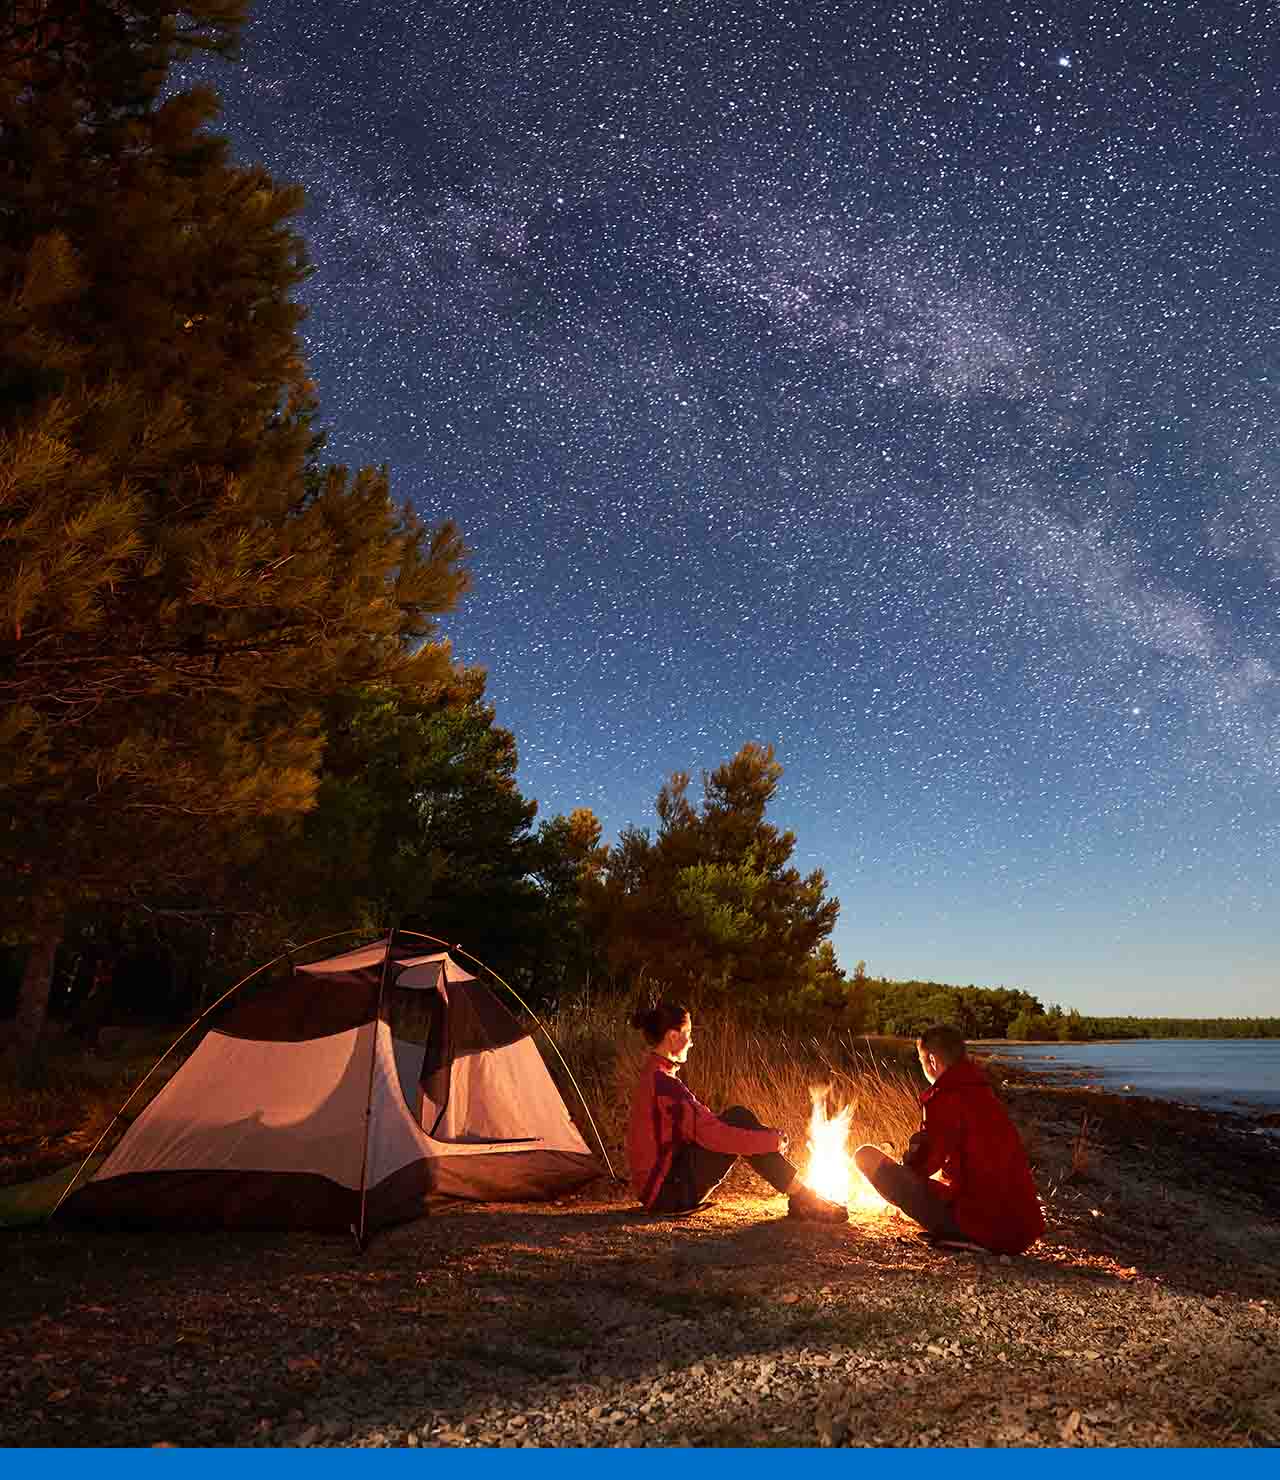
[{"xmin": 802, "ymin": 1084, "xmax": 888, "ymax": 1214}]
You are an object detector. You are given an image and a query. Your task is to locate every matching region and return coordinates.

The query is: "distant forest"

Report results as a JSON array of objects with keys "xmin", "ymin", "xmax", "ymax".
[{"xmin": 852, "ymin": 975, "xmax": 1280, "ymax": 1042}]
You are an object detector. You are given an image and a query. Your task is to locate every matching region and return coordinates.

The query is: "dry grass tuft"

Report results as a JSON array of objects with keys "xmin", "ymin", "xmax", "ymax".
[{"xmin": 1069, "ymin": 1109, "xmax": 1093, "ymax": 1180}]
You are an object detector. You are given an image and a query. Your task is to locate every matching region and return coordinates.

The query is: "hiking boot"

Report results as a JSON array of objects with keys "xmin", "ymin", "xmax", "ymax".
[{"xmin": 787, "ymin": 1184, "xmax": 849, "ymax": 1223}]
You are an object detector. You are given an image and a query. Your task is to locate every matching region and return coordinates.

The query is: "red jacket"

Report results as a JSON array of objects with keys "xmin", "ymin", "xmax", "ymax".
[
  {"xmin": 906, "ymin": 1057, "xmax": 1045, "ymax": 1254},
  {"xmin": 627, "ymin": 1053, "xmax": 782, "ymax": 1207}
]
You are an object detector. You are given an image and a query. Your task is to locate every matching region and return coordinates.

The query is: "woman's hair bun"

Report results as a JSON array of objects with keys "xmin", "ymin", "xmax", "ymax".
[{"xmin": 631, "ymin": 998, "xmax": 690, "ymax": 1045}]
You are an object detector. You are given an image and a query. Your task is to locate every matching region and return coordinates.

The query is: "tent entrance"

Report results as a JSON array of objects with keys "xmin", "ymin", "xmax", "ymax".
[
  {"xmin": 387, "ymin": 977, "xmax": 546, "ymax": 1148},
  {"xmin": 387, "ymin": 982, "xmax": 439, "ymax": 1123}
]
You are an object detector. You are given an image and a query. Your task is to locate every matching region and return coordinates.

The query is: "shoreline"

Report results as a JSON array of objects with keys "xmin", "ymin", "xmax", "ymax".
[{"xmin": 969, "ymin": 1040, "xmax": 1280, "ymax": 1132}]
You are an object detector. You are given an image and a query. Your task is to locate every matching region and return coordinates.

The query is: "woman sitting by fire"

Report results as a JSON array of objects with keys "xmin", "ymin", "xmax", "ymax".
[{"xmin": 627, "ymin": 999, "xmax": 847, "ymax": 1222}]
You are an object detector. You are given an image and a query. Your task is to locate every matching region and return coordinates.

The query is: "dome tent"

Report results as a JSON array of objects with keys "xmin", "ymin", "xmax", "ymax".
[{"xmin": 57, "ymin": 933, "xmax": 602, "ymax": 1241}]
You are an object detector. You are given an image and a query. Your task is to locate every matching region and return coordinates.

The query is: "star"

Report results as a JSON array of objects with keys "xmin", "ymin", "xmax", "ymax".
[{"xmin": 177, "ymin": 0, "xmax": 1280, "ymax": 1015}]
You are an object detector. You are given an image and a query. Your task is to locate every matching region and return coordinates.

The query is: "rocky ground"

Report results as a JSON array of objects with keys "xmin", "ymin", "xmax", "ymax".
[{"xmin": 2, "ymin": 1082, "xmax": 1277, "ymax": 1448}]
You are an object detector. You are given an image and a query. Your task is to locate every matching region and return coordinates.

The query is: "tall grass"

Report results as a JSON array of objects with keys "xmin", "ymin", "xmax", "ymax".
[
  {"xmin": 0, "ymin": 1027, "xmax": 183, "ymax": 1186},
  {"xmin": 535, "ymin": 996, "xmax": 923, "ymax": 1178}
]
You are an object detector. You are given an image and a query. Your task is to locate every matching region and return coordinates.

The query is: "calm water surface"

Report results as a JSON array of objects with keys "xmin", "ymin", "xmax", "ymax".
[{"xmin": 982, "ymin": 1038, "xmax": 1280, "ymax": 1114}]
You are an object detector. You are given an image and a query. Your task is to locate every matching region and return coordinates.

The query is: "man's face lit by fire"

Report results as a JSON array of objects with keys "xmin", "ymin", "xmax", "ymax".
[
  {"xmin": 917, "ymin": 1040, "xmax": 942, "ymax": 1084},
  {"xmin": 661, "ymin": 1014, "xmax": 694, "ymax": 1065}
]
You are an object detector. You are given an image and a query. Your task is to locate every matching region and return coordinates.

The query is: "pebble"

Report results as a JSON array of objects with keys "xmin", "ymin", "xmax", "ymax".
[{"xmin": 7, "ymin": 1112, "xmax": 1276, "ymax": 1450}]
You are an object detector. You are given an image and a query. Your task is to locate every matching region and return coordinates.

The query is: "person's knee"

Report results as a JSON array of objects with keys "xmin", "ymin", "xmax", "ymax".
[
  {"xmin": 854, "ymin": 1143, "xmax": 888, "ymax": 1179},
  {"xmin": 720, "ymin": 1104, "xmax": 763, "ymax": 1129}
]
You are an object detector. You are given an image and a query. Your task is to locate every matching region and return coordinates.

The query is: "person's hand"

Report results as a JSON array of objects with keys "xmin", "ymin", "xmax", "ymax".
[{"xmin": 777, "ymin": 1132, "xmax": 790, "ymax": 1157}]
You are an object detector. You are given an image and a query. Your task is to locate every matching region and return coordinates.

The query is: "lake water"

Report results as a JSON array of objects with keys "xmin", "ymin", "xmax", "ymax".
[{"xmin": 980, "ymin": 1038, "xmax": 1280, "ymax": 1117}]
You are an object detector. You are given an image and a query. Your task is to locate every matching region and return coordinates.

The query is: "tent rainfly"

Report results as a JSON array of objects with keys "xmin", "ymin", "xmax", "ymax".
[{"xmin": 58, "ymin": 936, "xmax": 602, "ymax": 1236}]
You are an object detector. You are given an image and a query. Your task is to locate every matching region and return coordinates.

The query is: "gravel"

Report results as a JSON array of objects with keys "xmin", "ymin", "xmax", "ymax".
[{"xmin": 2, "ymin": 1089, "xmax": 1278, "ymax": 1447}]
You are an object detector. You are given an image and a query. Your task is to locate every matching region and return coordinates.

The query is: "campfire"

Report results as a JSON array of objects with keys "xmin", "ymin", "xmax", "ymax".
[{"xmin": 802, "ymin": 1084, "xmax": 888, "ymax": 1214}]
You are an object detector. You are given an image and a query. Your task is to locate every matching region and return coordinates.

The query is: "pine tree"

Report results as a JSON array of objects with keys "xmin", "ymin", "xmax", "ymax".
[
  {"xmin": 528, "ymin": 806, "xmax": 608, "ymax": 1000},
  {"xmin": 261, "ymin": 673, "xmax": 543, "ymax": 971},
  {"xmin": 0, "ymin": 3, "xmax": 468, "ymax": 1053},
  {"xmin": 591, "ymin": 743, "xmax": 841, "ymax": 1006}
]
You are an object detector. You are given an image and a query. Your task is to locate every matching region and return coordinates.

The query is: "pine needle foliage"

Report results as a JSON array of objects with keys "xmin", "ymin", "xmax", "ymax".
[
  {"xmin": 0, "ymin": 3, "xmax": 468, "ymax": 1047},
  {"xmin": 588, "ymin": 743, "xmax": 842, "ymax": 1009}
]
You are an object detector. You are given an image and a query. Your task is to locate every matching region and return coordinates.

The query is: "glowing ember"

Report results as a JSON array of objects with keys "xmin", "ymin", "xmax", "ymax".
[{"xmin": 802, "ymin": 1084, "xmax": 889, "ymax": 1214}]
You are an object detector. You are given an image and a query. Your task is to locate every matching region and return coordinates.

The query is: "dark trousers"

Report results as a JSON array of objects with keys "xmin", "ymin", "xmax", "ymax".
[
  {"xmin": 853, "ymin": 1145, "xmax": 963, "ymax": 1237},
  {"xmin": 649, "ymin": 1105, "xmax": 799, "ymax": 1214}
]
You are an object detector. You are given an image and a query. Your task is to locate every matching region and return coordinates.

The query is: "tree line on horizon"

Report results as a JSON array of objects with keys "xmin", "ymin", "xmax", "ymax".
[
  {"xmin": 850, "ymin": 984, "xmax": 1280, "ymax": 1043},
  {"xmin": 4, "ymin": 5, "xmax": 1273, "ymax": 1061}
]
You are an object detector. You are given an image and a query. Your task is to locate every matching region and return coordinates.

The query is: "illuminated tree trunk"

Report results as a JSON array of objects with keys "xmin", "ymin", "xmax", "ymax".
[{"xmin": 14, "ymin": 898, "xmax": 64, "ymax": 1060}]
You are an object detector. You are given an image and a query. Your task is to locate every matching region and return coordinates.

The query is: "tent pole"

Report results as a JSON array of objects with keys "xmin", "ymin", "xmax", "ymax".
[
  {"xmin": 49, "ymin": 927, "xmax": 377, "ymax": 1223},
  {"xmin": 353, "ymin": 929, "xmax": 397, "ymax": 1251},
  {"xmin": 396, "ymin": 929, "xmax": 619, "ymax": 1182}
]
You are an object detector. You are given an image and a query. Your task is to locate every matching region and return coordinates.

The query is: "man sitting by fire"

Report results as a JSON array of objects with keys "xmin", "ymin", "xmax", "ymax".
[{"xmin": 853, "ymin": 1023, "xmax": 1045, "ymax": 1255}]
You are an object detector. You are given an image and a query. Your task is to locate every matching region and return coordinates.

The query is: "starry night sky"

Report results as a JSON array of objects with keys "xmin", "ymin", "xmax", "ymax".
[{"xmin": 188, "ymin": 0, "xmax": 1279, "ymax": 1015}]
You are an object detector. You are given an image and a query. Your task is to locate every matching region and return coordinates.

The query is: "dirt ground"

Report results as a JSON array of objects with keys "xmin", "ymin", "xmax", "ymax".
[{"xmin": 2, "ymin": 1082, "xmax": 1277, "ymax": 1448}]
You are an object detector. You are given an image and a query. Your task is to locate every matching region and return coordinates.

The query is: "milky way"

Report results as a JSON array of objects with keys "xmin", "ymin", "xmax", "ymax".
[{"xmin": 187, "ymin": 0, "xmax": 1280, "ymax": 1012}]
